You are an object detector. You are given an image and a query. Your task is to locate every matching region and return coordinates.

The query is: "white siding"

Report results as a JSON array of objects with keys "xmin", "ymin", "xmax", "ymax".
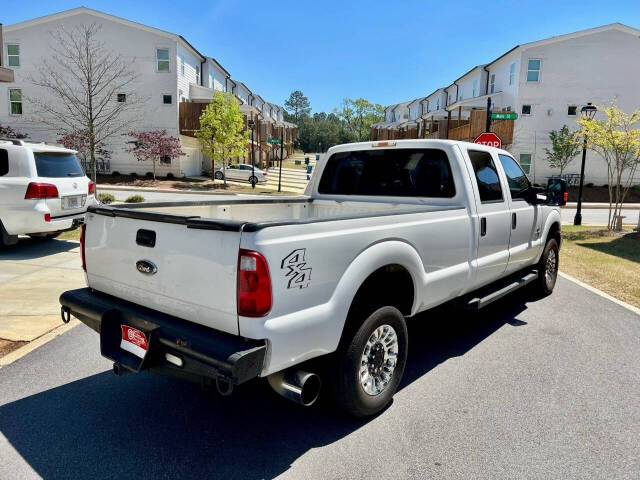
[{"xmin": 177, "ymin": 43, "xmax": 201, "ymax": 101}]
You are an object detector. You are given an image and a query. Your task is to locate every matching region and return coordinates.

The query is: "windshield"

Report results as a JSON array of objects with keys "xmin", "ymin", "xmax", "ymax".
[
  {"xmin": 34, "ymin": 152, "xmax": 84, "ymax": 178},
  {"xmin": 318, "ymin": 148, "xmax": 456, "ymax": 197}
]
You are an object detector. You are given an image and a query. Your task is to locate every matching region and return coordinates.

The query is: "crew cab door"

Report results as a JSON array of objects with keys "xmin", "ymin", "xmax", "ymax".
[
  {"xmin": 466, "ymin": 149, "xmax": 511, "ymax": 288},
  {"xmin": 497, "ymin": 154, "xmax": 542, "ymax": 274}
]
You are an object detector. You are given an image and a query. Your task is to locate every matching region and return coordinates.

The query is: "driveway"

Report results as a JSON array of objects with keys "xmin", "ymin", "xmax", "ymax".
[
  {"xmin": 0, "ymin": 238, "xmax": 84, "ymax": 342},
  {"xmin": 0, "ymin": 277, "xmax": 638, "ymax": 479}
]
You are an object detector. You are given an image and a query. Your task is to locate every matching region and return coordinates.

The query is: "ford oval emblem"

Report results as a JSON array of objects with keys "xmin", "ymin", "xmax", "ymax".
[{"xmin": 136, "ymin": 260, "xmax": 157, "ymax": 275}]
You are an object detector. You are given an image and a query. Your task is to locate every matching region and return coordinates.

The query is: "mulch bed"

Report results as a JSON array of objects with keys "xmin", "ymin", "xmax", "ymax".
[
  {"xmin": 0, "ymin": 339, "xmax": 26, "ymax": 358},
  {"xmin": 567, "ymin": 186, "xmax": 640, "ymax": 203}
]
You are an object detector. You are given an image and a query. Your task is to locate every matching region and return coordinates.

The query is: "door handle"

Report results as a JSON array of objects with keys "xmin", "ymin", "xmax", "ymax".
[
  {"xmin": 480, "ymin": 217, "xmax": 487, "ymax": 237},
  {"xmin": 512, "ymin": 212, "xmax": 517, "ymax": 229},
  {"xmin": 136, "ymin": 229, "xmax": 156, "ymax": 247}
]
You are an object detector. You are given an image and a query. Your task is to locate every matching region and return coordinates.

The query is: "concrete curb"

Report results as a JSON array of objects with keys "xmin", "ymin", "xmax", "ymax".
[
  {"xmin": 0, "ymin": 319, "xmax": 80, "ymax": 367},
  {"xmin": 559, "ymin": 271, "xmax": 640, "ymax": 316},
  {"xmin": 97, "ymin": 185, "xmax": 239, "ymax": 195}
]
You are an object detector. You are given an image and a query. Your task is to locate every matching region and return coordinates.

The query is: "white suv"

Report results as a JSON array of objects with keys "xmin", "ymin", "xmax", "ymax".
[{"xmin": 0, "ymin": 139, "xmax": 96, "ymax": 246}]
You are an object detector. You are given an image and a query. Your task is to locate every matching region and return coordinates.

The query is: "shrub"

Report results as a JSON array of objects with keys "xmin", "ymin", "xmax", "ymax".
[
  {"xmin": 130, "ymin": 172, "xmax": 137, "ymax": 178},
  {"xmin": 631, "ymin": 184, "xmax": 640, "ymax": 191},
  {"xmin": 166, "ymin": 172, "xmax": 175, "ymax": 179},
  {"xmin": 145, "ymin": 171, "xmax": 153, "ymax": 179},
  {"xmin": 97, "ymin": 193, "xmax": 115, "ymax": 204},
  {"xmin": 111, "ymin": 171, "xmax": 120, "ymax": 176},
  {"xmin": 124, "ymin": 195, "xmax": 145, "ymax": 203},
  {"xmin": 601, "ymin": 184, "xmax": 608, "ymax": 188},
  {"xmin": 585, "ymin": 182, "xmax": 594, "ymax": 188}
]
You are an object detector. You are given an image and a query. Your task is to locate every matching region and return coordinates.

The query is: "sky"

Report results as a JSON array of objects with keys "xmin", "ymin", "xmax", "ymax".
[{"xmin": 3, "ymin": 1, "xmax": 640, "ymax": 113}]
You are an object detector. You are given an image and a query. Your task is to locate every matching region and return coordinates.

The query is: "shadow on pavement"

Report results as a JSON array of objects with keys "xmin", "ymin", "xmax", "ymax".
[
  {"xmin": 0, "ymin": 291, "xmax": 533, "ymax": 479},
  {"xmin": 0, "ymin": 237, "xmax": 78, "ymax": 260}
]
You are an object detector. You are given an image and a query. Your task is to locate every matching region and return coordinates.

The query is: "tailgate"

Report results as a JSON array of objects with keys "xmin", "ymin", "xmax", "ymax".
[{"xmin": 84, "ymin": 209, "xmax": 242, "ymax": 335}]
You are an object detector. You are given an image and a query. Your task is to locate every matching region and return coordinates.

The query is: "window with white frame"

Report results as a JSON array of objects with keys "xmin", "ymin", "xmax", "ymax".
[
  {"xmin": 180, "ymin": 54, "xmax": 185, "ymax": 75},
  {"xmin": 9, "ymin": 88, "xmax": 22, "ymax": 115},
  {"xmin": 567, "ymin": 105, "xmax": 577, "ymax": 116},
  {"xmin": 490, "ymin": 74, "xmax": 495, "ymax": 93},
  {"xmin": 527, "ymin": 59, "xmax": 541, "ymax": 82},
  {"xmin": 403, "ymin": 109, "xmax": 409, "ymax": 120},
  {"xmin": 459, "ymin": 87, "xmax": 463, "ymax": 101},
  {"xmin": 521, "ymin": 104, "xmax": 532, "ymax": 115},
  {"xmin": 156, "ymin": 48, "xmax": 170, "ymax": 72},
  {"xmin": 7, "ymin": 44, "xmax": 19, "ymax": 67},
  {"xmin": 472, "ymin": 79, "xmax": 478, "ymax": 97},
  {"xmin": 195, "ymin": 65, "xmax": 200, "ymax": 85},
  {"xmin": 519, "ymin": 153, "xmax": 532, "ymax": 174},
  {"xmin": 509, "ymin": 63, "xmax": 515, "ymax": 85}
]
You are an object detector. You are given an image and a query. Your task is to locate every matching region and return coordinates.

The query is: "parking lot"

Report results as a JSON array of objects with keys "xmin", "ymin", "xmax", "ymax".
[{"xmin": 1, "ymin": 273, "xmax": 638, "ymax": 479}]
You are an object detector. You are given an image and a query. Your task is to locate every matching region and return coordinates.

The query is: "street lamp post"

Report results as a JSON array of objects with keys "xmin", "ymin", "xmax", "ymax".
[
  {"xmin": 573, "ymin": 103, "xmax": 597, "ymax": 226},
  {"xmin": 248, "ymin": 118, "xmax": 256, "ymax": 189}
]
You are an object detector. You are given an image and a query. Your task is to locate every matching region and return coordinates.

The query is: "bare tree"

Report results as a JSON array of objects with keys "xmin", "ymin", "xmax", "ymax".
[{"xmin": 28, "ymin": 22, "xmax": 142, "ymax": 182}]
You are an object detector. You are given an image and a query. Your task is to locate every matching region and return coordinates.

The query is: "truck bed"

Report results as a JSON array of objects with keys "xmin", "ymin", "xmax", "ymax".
[{"xmin": 90, "ymin": 196, "xmax": 460, "ymax": 231}]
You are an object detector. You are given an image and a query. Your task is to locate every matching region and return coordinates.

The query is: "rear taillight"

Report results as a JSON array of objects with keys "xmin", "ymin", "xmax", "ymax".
[
  {"xmin": 25, "ymin": 182, "xmax": 59, "ymax": 199},
  {"xmin": 563, "ymin": 192, "xmax": 569, "ymax": 202},
  {"xmin": 237, "ymin": 249, "xmax": 272, "ymax": 317},
  {"xmin": 88, "ymin": 181, "xmax": 95, "ymax": 195},
  {"xmin": 262, "ymin": 172, "xmax": 267, "ymax": 176},
  {"xmin": 79, "ymin": 224, "xmax": 86, "ymax": 272}
]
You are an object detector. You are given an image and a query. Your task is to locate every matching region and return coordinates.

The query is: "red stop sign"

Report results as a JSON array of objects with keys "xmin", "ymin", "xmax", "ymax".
[{"xmin": 474, "ymin": 132, "xmax": 502, "ymax": 149}]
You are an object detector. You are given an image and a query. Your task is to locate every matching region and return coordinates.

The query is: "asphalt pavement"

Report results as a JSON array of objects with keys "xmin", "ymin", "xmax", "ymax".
[{"xmin": 0, "ymin": 277, "xmax": 638, "ymax": 479}]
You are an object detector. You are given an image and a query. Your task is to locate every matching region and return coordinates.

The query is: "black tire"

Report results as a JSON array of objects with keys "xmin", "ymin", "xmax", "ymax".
[
  {"xmin": 330, "ymin": 306, "xmax": 408, "ymax": 417},
  {"xmin": 214, "ymin": 171, "xmax": 224, "ymax": 180},
  {"xmin": 28, "ymin": 232, "xmax": 61, "ymax": 241},
  {"xmin": 534, "ymin": 238, "xmax": 559, "ymax": 296},
  {"xmin": 249, "ymin": 175, "xmax": 258, "ymax": 186}
]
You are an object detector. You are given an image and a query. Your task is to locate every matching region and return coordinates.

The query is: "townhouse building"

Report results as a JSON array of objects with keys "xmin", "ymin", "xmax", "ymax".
[
  {"xmin": 0, "ymin": 7, "xmax": 295, "ymax": 177},
  {"xmin": 372, "ymin": 23, "xmax": 640, "ymax": 185},
  {"xmin": 0, "ymin": 24, "xmax": 13, "ymax": 83}
]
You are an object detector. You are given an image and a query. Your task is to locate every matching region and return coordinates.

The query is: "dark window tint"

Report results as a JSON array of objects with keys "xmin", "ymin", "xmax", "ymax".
[
  {"xmin": 163, "ymin": 94, "xmax": 172, "ymax": 104},
  {"xmin": 0, "ymin": 149, "xmax": 8, "ymax": 176},
  {"xmin": 498, "ymin": 154, "xmax": 530, "ymax": 200},
  {"xmin": 318, "ymin": 148, "xmax": 455, "ymax": 198},
  {"xmin": 567, "ymin": 106, "xmax": 577, "ymax": 116},
  {"xmin": 522, "ymin": 105, "xmax": 531, "ymax": 115},
  {"xmin": 468, "ymin": 150, "xmax": 503, "ymax": 202},
  {"xmin": 34, "ymin": 152, "xmax": 84, "ymax": 178}
]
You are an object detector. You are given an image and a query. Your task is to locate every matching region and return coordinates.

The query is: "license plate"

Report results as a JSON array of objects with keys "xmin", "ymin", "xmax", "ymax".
[
  {"xmin": 120, "ymin": 325, "xmax": 149, "ymax": 359},
  {"xmin": 61, "ymin": 195, "xmax": 85, "ymax": 210}
]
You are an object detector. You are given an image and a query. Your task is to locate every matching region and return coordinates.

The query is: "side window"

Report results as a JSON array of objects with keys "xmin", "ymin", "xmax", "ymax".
[
  {"xmin": 156, "ymin": 48, "xmax": 170, "ymax": 72},
  {"xmin": 498, "ymin": 154, "xmax": 531, "ymax": 200},
  {"xmin": 468, "ymin": 150, "xmax": 503, "ymax": 202},
  {"xmin": 0, "ymin": 149, "xmax": 8, "ymax": 176}
]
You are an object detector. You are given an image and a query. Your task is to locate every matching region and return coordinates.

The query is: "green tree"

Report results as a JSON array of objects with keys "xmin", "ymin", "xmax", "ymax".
[
  {"xmin": 284, "ymin": 90, "xmax": 311, "ymax": 124},
  {"xmin": 576, "ymin": 102, "xmax": 640, "ymax": 230},
  {"xmin": 544, "ymin": 125, "xmax": 581, "ymax": 175},
  {"xmin": 195, "ymin": 91, "xmax": 249, "ymax": 186},
  {"xmin": 337, "ymin": 98, "xmax": 385, "ymax": 142}
]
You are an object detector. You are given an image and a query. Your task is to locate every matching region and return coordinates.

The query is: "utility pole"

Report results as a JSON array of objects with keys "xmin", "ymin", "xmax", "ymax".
[
  {"xmin": 485, "ymin": 96, "xmax": 492, "ymax": 133},
  {"xmin": 278, "ymin": 128, "xmax": 284, "ymax": 193}
]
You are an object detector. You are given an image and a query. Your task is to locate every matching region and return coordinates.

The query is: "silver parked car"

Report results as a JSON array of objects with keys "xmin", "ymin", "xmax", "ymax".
[{"xmin": 214, "ymin": 163, "xmax": 268, "ymax": 184}]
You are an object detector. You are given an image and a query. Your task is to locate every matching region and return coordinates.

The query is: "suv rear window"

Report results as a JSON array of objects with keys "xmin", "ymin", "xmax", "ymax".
[
  {"xmin": 34, "ymin": 152, "xmax": 84, "ymax": 178},
  {"xmin": 318, "ymin": 148, "xmax": 455, "ymax": 197}
]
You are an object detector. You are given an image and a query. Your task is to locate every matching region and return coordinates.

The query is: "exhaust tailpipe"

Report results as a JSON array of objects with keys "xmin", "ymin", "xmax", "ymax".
[{"xmin": 267, "ymin": 369, "xmax": 321, "ymax": 407}]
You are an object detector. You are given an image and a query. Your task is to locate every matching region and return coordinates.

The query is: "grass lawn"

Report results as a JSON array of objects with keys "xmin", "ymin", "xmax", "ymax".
[
  {"xmin": 560, "ymin": 225, "xmax": 640, "ymax": 308},
  {"xmin": 57, "ymin": 229, "xmax": 82, "ymax": 241}
]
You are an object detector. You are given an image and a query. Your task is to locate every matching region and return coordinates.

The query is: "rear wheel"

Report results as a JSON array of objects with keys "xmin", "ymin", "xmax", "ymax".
[
  {"xmin": 533, "ymin": 238, "xmax": 559, "ymax": 295},
  {"xmin": 214, "ymin": 171, "xmax": 224, "ymax": 180},
  {"xmin": 249, "ymin": 175, "xmax": 258, "ymax": 186},
  {"xmin": 330, "ymin": 306, "xmax": 408, "ymax": 417}
]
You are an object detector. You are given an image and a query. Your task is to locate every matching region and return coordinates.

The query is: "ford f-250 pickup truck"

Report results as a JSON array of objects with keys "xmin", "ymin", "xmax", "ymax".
[{"xmin": 60, "ymin": 139, "xmax": 566, "ymax": 417}]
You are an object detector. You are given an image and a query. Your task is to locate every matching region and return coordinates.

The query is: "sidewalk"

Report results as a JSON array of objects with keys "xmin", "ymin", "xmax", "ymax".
[{"xmin": 0, "ymin": 239, "xmax": 85, "ymax": 349}]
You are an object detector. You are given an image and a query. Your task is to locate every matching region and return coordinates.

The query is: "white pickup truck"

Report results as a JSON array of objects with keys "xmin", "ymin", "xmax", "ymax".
[
  {"xmin": 0, "ymin": 138, "xmax": 95, "ymax": 246},
  {"xmin": 60, "ymin": 139, "xmax": 566, "ymax": 416}
]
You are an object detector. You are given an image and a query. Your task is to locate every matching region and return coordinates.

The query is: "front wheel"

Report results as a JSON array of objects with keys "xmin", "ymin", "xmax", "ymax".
[
  {"xmin": 214, "ymin": 171, "xmax": 224, "ymax": 180},
  {"xmin": 534, "ymin": 238, "xmax": 559, "ymax": 295},
  {"xmin": 249, "ymin": 175, "xmax": 258, "ymax": 186},
  {"xmin": 330, "ymin": 306, "xmax": 408, "ymax": 417}
]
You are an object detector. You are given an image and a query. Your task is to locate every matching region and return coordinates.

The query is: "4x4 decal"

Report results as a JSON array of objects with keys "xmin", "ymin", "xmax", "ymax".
[{"xmin": 281, "ymin": 248, "xmax": 312, "ymax": 289}]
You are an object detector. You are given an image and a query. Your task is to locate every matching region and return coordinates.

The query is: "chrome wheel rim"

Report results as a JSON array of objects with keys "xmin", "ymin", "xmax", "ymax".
[
  {"xmin": 360, "ymin": 324, "xmax": 398, "ymax": 396},
  {"xmin": 545, "ymin": 248, "xmax": 557, "ymax": 286}
]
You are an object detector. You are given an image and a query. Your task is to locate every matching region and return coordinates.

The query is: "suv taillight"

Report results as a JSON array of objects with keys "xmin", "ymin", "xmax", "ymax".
[
  {"xmin": 88, "ymin": 181, "xmax": 95, "ymax": 195},
  {"xmin": 25, "ymin": 182, "xmax": 59, "ymax": 199},
  {"xmin": 237, "ymin": 249, "xmax": 272, "ymax": 317},
  {"xmin": 80, "ymin": 224, "xmax": 87, "ymax": 272}
]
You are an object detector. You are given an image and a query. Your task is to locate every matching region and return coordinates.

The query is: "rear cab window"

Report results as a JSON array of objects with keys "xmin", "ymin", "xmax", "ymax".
[
  {"xmin": 318, "ymin": 148, "xmax": 456, "ymax": 197},
  {"xmin": 34, "ymin": 152, "xmax": 84, "ymax": 178}
]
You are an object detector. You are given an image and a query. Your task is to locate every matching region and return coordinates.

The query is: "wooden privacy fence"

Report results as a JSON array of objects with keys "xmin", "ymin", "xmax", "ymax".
[{"xmin": 179, "ymin": 103, "xmax": 207, "ymax": 137}]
